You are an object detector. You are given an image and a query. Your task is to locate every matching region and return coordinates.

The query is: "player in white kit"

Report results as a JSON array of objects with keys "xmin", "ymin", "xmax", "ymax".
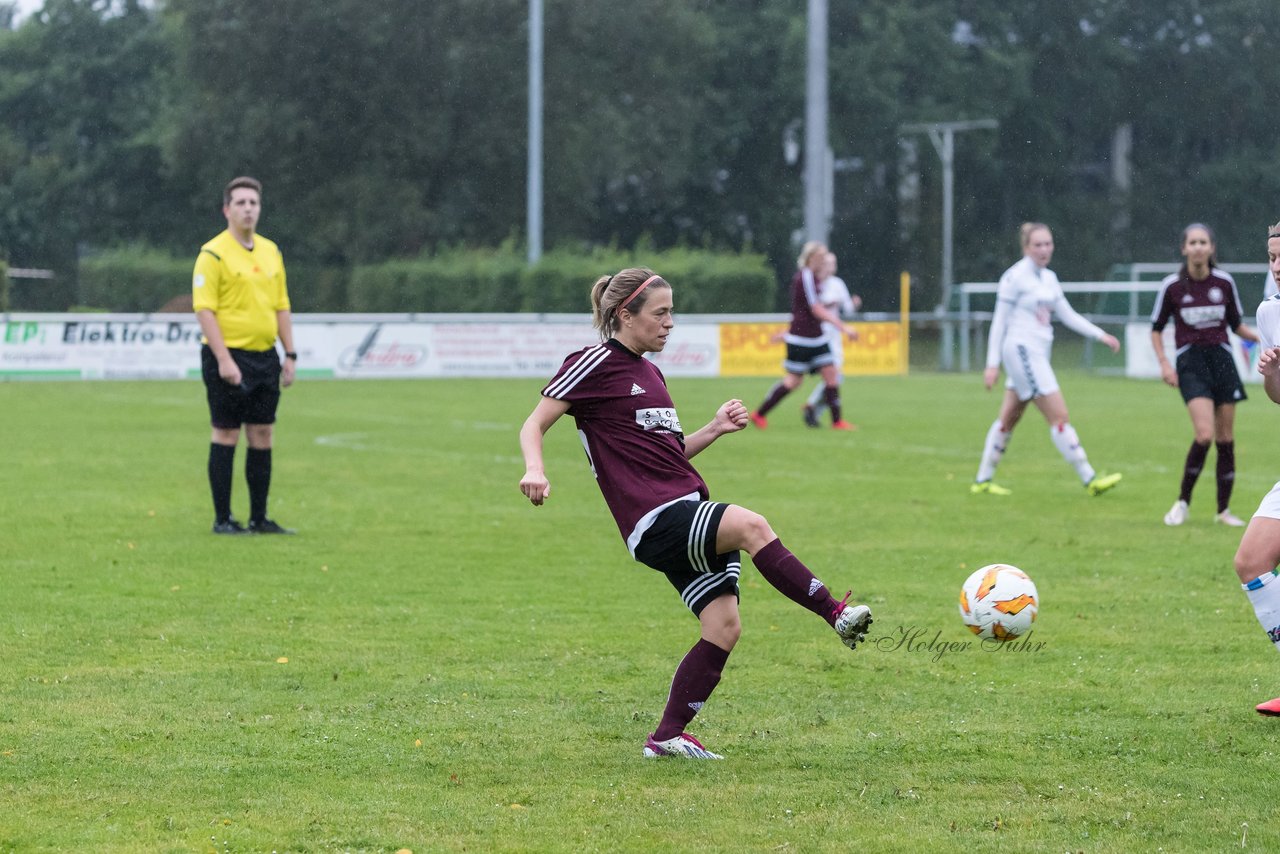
[
  {"xmin": 802, "ymin": 251, "xmax": 860, "ymax": 427},
  {"xmin": 1233, "ymin": 222, "xmax": 1280, "ymax": 716},
  {"xmin": 970, "ymin": 222, "xmax": 1123, "ymax": 496}
]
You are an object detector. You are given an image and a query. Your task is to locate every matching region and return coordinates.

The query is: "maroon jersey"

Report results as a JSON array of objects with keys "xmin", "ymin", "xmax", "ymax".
[
  {"xmin": 542, "ymin": 339, "xmax": 709, "ymax": 548},
  {"xmin": 785, "ymin": 268, "xmax": 825, "ymax": 344},
  {"xmin": 1151, "ymin": 268, "xmax": 1243, "ymax": 351}
]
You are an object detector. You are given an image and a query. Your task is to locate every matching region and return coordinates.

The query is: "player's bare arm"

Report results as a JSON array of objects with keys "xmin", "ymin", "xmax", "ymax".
[
  {"xmin": 519, "ymin": 396, "xmax": 570, "ymax": 505},
  {"xmin": 1259, "ymin": 346, "xmax": 1280, "ymax": 404},
  {"xmin": 277, "ymin": 309, "xmax": 297, "ymax": 388},
  {"xmin": 685, "ymin": 399, "xmax": 749, "ymax": 459},
  {"xmin": 196, "ymin": 309, "xmax": 242, "ymax": 386}
]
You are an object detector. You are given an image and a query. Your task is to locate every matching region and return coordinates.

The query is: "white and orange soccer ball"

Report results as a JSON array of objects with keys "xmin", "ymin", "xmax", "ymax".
[{"xmin": 958, "ymin": 564, "xmax": 1039, "ymax": 640}]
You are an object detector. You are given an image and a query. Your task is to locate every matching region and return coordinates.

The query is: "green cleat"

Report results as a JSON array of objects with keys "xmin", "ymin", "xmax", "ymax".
[
  {"xmin": 1086, "ymin": 472, "xmax": 1123, "ymax": 496},
  {"xmin": 970, "ymin": 481, "xmax": 1012, "ymax": 496}
]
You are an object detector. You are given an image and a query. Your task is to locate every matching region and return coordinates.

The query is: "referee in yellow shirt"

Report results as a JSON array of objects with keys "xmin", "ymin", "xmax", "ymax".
[{"xmin": 193, "ymin": 176, "xmax": 296, "ymax": 534}]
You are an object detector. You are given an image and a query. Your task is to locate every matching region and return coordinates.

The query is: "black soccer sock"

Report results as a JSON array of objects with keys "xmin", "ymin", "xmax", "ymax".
[
  {"xmin": 246, "ymin": 447, "xmax": 273, "ymax": 523},
  {"xmin": 208, "ymin": 442, "xmax": 237, "ymax": 522},
  {"xmin": 823, "ymin": 384, "xmax": 843, "ymax": 424},
  {"xmin": 756, "ymin": 382, "xmax": 791, "ymax": 417},
  {"xmin": 1216, "ymin": 441, "xmax": 1236, "ymax": 514},
  {"xmin": 1179, "ymin": 440, "xmax": 1210, "ymax": 504}
]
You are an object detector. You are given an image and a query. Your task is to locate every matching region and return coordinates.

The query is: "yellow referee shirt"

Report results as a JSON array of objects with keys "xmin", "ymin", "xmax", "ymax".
[{"xmin": 192, "ymin": 230, "xmax": 291, "ymax": 351}]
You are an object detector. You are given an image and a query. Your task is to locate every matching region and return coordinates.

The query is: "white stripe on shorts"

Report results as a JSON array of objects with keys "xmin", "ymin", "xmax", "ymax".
[
  {"xmin": 686, "ymin": 502, "xmax": 720, "ymax": 574},
  {"xmin": 681, "ymin": 560, "xmax": 742, "ymax": 611}
]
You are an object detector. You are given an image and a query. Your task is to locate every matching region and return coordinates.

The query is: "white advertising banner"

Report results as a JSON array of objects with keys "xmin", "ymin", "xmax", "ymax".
[
  {"xmin": 1, "ymin": 316, "xmax": 203, "ymax": 379},
  {"xmin": 1123, "ymin": 321, "xmax": 1258, "ymax": 383},
  {"xmin": 0, "ymin": 315, "xmax": 722, "ymax": 380}
]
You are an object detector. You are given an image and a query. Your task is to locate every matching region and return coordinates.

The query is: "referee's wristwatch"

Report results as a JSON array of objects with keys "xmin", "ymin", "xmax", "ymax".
[{"xmin": 284, "ymin": 351, "xmax": 298, "ymax": 361}]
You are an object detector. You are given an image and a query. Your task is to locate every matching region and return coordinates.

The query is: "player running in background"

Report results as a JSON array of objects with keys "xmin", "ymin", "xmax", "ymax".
[
  {"xmin": 1150, "ymin": 223, "xmax": 1258, "ymax": 527},
  {"xmin": 802, "ymin": 251, "xmax": 861, "ymax": 428},
  {"xmin": 1233, "ymin": 222, "xmax": 1280, "ymax": 716},
  {"xmin": 970, "ymin": 222, "xmax": 1123, "ymax": 497},
  {"xmin": 749, "ymin": 241, "xmax": 858, "ymax": 430},
  {"xmin": 518, "ymin": 267, "xmax": 873, "ymax": 759}
]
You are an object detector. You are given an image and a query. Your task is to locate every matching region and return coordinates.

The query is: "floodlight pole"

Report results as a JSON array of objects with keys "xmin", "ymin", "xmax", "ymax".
[
  {"xmin": 899, "ymin": 119, "xmax": 998, "ymax": 311},
  {"xmin": 526, "ymin": 0, "xmax": 544, "ymax": 265},
  {"xmin": 803, "ymin": 0, "xmax": 828, "ymax": 245}
]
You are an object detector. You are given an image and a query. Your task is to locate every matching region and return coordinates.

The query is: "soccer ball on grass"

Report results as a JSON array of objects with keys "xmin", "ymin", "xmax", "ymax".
[{"xmin": 958, "ymin": 563, "xmax": 1038, "ymax": 640}]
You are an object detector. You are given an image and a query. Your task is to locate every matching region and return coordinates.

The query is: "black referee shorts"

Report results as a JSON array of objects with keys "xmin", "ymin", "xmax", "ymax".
[
  {"xmin": 634, "ymin": 500, "xmax": 741, "ymax": 616},
  {"xmin": 202, "ymin": 345, "xmax": 282, "ymax": 428},
  {"xmin": 1176, "ymin": 345, "xmax": 1246, "ymax": 406}
]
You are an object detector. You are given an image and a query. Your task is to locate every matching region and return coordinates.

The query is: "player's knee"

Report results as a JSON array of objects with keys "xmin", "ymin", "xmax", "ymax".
[
  {"xmin": 741, "ymin": 511, "xmax": 776, "ymax": 550},
  {"xmin": 714, "ymin": 613, "xmax": 742, "ymax": 649},
  {"xmin": 1234, "ymin": 546, "xmax": 1270, "ymax": 584}
]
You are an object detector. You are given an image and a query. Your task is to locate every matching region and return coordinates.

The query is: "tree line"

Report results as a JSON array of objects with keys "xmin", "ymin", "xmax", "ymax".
[{"xmin": 1, "ymin": 0, "xmax": 1277, "ymax": 311}]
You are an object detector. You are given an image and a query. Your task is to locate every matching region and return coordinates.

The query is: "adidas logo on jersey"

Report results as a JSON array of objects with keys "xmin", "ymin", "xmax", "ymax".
[{"xmin": 631, "ymin": 383, "xmax": 646, "ymax": 396}]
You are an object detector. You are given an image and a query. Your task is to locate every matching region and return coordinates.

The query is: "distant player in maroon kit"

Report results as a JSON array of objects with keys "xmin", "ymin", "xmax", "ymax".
[
  {"xmin": 1151, "ymin": 223, "xmax": 1259, "ymax": 527},
  {"xmin": 519, "ymin": 267, "xmax": 874, "ymax": 760},
  {"xmin": 749, "ymin": 241, "xmax": 858, "ymax": 430}
]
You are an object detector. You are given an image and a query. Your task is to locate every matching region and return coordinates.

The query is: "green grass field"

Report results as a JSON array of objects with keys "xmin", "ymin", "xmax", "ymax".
[{"xmin": 3, "ymin": 370, "xmax": 1278, "ymax": 852}]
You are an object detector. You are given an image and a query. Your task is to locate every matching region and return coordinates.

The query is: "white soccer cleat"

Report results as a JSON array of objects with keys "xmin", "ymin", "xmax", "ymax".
[
  {"xmin": 1164, "ymin": 500, "xmax": 1189, "ymax": 526},
  {"xmin": 1216, "ymin": 509, "xmax": 1246, "ymax": 527},
  {"xmin": 643, "ymin": 733, "xmax": 723, "ymax": 759},
  {"xmin": 832, "ymin": 592, "xmax": 873, "ymax": 650}
]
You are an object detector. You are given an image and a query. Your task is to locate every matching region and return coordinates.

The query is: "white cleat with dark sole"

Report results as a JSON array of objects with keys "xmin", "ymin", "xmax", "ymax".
[
  {"xmin": 643, "ymin": 733, "xmax": 723, "ymax": 759},
  {"xmin": 833, "ymin": 599, "xmax": 874, "ymax": 650}
]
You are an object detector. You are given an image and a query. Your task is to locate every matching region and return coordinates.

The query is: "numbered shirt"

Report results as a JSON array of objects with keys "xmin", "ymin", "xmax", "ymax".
[
  {"xmin": 985, "ymin": 256, "xmax": 1105, "ymax": 368},
  {"xmin": 541, "ymin": 338, "xmax": 709, "ymax": 545},
  {"xmin": 1150, "ymin": 267, "xmax": 1243, "ymax": 351}
]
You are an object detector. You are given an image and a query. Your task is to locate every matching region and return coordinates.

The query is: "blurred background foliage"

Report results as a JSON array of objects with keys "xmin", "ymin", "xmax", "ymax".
[{"xmin": 0, "ymin": 0, "xmax": 1277, "ymax": 311}]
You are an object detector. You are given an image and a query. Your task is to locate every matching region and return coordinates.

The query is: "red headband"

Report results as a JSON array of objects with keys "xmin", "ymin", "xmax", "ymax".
[{"xmin": 620, "ymin": 275, "xmax": 662, "ymax": 310}]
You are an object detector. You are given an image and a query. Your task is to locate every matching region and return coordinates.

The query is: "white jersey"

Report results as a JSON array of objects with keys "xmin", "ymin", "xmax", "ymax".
[
  {"xmin": 817, "ymin": 275, "xmax": 855, "ymax": 342},
  {"xmin": 984, "ymin": 255, "xmax": 1107, "ymax": 369},
  {"xmin": 1251, "ymin": 294, "xmax": 1280, "ymax": 521},
  {"xmin": 1257, "ymin": 293, "xmax": 1280, "ymax": 350}
]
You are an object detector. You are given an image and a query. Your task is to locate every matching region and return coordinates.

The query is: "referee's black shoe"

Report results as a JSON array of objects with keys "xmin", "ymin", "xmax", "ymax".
[
  {"xmin": 212, "ymin": 517, "xmax": 248, "ymax": 535},
  {"xmin": 248, "ymin": 518, "xmax": 295, "ymax": 535}
]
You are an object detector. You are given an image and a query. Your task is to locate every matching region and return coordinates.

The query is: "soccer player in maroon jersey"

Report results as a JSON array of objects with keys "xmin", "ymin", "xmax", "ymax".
[
  {"xmin": 519, "ymin": 267, "xmax": 874, "ymax": 759},
  {"xmin": 749, "ymin": 241, "xmax": 858, "ymax": 430},
  {"xmin": 1150, "ymin": 223, "xmax": 1258, "ymax": 527}
]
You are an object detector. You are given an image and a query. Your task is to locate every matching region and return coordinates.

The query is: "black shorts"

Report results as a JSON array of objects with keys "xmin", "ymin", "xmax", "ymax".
[
  {"xmin": 633, "ymin": 500, "xmax": 741, "ymax": 616},
  {"xmin": 202, "ymin": 345, "xmax": 282, "ymax": 428},
  {"xmin": 784, "ymin": 341, "xmax": 835, "ymax": 375},
  {"xmin": 1176, "ymin": 345, "xmax": 1246, "ymax": 406}
]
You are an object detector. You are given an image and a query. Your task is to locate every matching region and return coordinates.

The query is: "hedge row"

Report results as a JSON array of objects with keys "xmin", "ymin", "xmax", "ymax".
[
  {"xmin": 79, "ymin": 249, "xmax": 192, "ymax": 313},
  {"xmin": 0, "ymin": 259, "xmax": 8, "ymax": 311},
  {"xmin": 348, "ymin": 248, "xmax": 776, "ymax": 314},
  {"xmin": 73, "ymin": 247, "xmax": 777, "ymax": 314}
]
